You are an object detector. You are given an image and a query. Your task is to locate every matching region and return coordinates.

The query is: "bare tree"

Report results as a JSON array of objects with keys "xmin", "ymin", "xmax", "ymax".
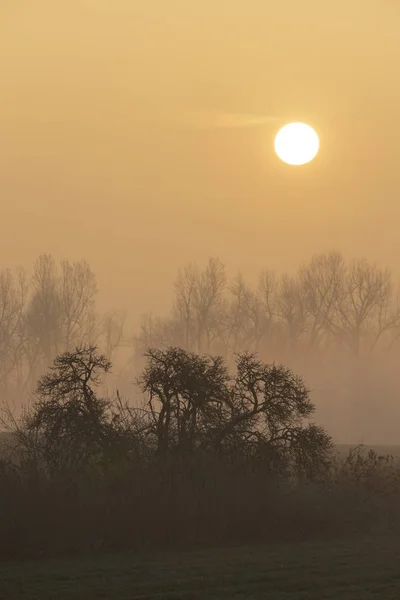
[
  {"xmin": 224, "ymin": 274, "xmax": 252, "ymax": 356},
  {"xmin": 137, "ymin": 346, "xmax": 332, "ymax": 475},
  {"xmin": 138, "ymin": 346, "xmax": 230, "ymax": 455},
  {"xmin": 219, "ymin": 352, "xmax": 332, "ymax": 475},
  {"xmin": 24, "ymin": 255, "xmax": 63, "ymax": 384},
  {"xmin": 60, "ymin": 259, "xmax": 98, "ymax": 350},
  {"xmin": 22, "ymin": 256, "xmax": 100, "ymax": 391},
  {"xmin": 26, "ymin": 346, "xmax": 115, "ymax": 473},
  {"xmin": 332, "ymin": 259, "xmax": 400, "ymax": 354},
  {"xmin": 0, "ymin": 268, "xmax": 28, "ymax": 394},
  {"xmin": 276, "ymin": 273, "xmax": 309, "ymax": 352},
  {"xmin": 173, "ymin": 263, "xmax": 198, "ymax": 350},
  {"xmin": 255, "ymin": 270, "xmax": 278, "ymax": 353},
  {"xmin": 299, "ymin": 252, "xmax": 345, "ymax": 351},
  {"xmin": 170, "ymin": 258, "xmax": 227, "ymax": 354},
  {"xmin": 224, "ymin": 273, "xmax": 275, "ymax": 357},
  {"xmin": 192, "ymin": 258, "xmax": 226, "ymax": 353},
  {"xmin": 102, "ymin": 310, "xmax": 126, "ymax": 361}
]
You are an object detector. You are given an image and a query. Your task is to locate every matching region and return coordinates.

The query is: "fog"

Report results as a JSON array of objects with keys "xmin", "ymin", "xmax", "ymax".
[{"xmin": 1, "ymin": 1, "xmax": 400, "ymax": 445}]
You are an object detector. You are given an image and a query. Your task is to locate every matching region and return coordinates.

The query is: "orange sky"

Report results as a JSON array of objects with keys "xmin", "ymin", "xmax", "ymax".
[{"xmin": 1, "ymin": 0, "xmax": 400, "ymax": 318}]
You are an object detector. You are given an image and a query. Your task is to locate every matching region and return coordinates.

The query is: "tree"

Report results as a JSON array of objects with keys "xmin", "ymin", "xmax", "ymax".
[
  {"xmin": 192, "ymin": 258, "xmax": 226, "ymax": 353},
  {"xmin": 133, "ymin": 258, "xmax": 228, "ymax": 363},
  {"xmin": 256, "ymin": 270, "xmax": 278, "ymax": 353},
  {"xmin": 224, "ymin": 274, "xmax": 253, "ymax": 356},
  {"xmin": 173, "ymin": 263, "xmax": 198, "ymax": 350},
  {"xmin": 276, "ymin": 273, "xmax": 309, "ymax": 352},
  {"xmin": 0, "ymin": 268, "xmax": 28, "ymax": 394},
  {"xmin": 60, "ymin": 259, "xmax": 98, "ymax": 350},
  {"xmin": 25, "ymin": 255, "xmax": 62, "ymax": 374},
  {"xmin": 102, "ymin": 310, "xmax": 126, "ymax": 361},
  {"xmin": 331, "ymin": 259, "xmax": 400, "ymax": 354},
  {"xmin": 133, "ymin": 313, "xmax": 183, "ymax": 374},
  {"xmin": 299, "ymin": 252, "xmax": 344, "ymax": 351},
  {"xmin": 26, "ymin": 346, "xmax": 119, "ymax": 473},
  {"xmin": 138, "ymin": 347, "xmax": 230, "ymax": 455},
  {"xmin": 173, "ymin": 258, "xmax": 226, "ymax": 353},
  {"xmin": 138, "ymin": 347, "xmax": 332, "ymax": 475},
  {"xmin": 24, "ymin": 255, "xmax": 100, "ymax": 389},
  {"xmin": 227, "ymin": 353, "xmax": 332, "ymax": 476}
]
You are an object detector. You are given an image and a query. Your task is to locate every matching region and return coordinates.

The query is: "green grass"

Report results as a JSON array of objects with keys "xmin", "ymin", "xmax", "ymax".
[{"xmin": 2, "ymin": 535, "xmax": 400, "ymax": 599}]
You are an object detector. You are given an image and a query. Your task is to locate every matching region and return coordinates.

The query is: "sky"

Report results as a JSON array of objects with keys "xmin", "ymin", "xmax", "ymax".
[{"xmin": 1, "ymin": 0, "xmax": 400, "ymax": 318}]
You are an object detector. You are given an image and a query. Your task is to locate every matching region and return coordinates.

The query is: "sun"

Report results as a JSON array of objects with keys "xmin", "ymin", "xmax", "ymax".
[{"xmin": 274, "ymin": 122, "xmax": 319, "ymax": 166}]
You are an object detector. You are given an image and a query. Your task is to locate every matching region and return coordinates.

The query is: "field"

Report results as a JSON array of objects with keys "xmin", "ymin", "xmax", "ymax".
[
  {"xmin": 2, "ymin": 534, "xmax": 400, "ymax": 600},
  {"xmin": 2, "ymin": 440, "xmax": 400, "ymax": 599}
]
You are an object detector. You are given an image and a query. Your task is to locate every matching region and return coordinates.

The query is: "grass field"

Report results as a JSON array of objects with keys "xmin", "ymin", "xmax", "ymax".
[{"xmin": 2, "ymin": 534, "xmax": 400, "ymax": 600}]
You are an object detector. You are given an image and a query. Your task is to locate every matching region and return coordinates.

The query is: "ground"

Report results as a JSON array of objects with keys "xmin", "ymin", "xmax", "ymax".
[{"xmin": 2, "ymin": 534, "xmax": 400, "ymax": 599}]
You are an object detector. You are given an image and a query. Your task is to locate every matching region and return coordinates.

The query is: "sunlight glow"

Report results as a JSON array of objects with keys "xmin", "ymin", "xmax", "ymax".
[{"xmin": 274, "ymin": 122, "xmax": 319, "ymax": 166}]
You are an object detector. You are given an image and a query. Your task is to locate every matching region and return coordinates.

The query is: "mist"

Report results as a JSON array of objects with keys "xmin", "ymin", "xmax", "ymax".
[{"xmin": 1, "ymin": 1, "xmax": 400, "ymax": 446}]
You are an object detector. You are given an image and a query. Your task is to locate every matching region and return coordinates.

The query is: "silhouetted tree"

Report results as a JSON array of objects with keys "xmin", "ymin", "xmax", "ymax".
[
  {"xmin": 215, "ymin": 352, "xmax": 332, "ymax": 475},
  {"xmin": 138, "ymin": 346, "xmax": 332, "ymax": 474},
  {"xmin": 26, "ymin": 346, "xmax": 119, "ymax": 473},
  {"xmin": 138, "ymin": 347, "xmax": 230, "ymax": 455}
]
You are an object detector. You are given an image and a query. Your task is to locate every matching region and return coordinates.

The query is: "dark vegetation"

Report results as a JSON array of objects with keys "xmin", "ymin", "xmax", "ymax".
[{"xmin": 1, "ymin": 345, "xmax": 400, "ymax": 563}]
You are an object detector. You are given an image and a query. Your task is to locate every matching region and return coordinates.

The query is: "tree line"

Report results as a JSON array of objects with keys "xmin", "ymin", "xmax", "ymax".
[
  {"xmin": 1, "ymin": 251, "xmax": 399, "ymax": 406},
  {"xmin": 9, "ymin": 345, "xmax": 329, "ymax": 475},
  {"xmin": 0, "ymin": 254, "xmax": 125, "ymax": 403},
  {"xmin": 135, "ymin": 252, "xmax": 400, "ymax": 363}
]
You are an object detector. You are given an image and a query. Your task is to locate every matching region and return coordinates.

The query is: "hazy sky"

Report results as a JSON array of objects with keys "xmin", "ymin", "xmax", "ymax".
[{"xmin": 1, "ymin": 1, "xmax": 400, "ymax": 317}]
